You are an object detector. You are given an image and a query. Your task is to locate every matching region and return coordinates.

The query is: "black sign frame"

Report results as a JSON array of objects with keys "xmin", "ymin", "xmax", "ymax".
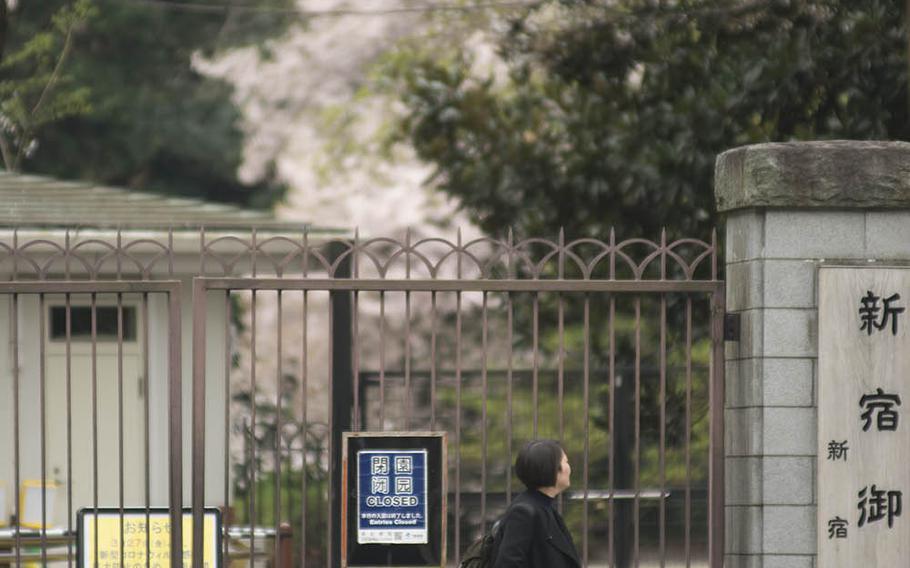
[{"xmin": 342, "ymin": 431, "xmax": 447, "ymax": 568}]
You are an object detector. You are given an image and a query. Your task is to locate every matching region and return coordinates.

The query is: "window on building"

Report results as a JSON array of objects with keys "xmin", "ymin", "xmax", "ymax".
[{"xmin": 49, "ymin": 306, "xmax": 138, "ymax": 342}]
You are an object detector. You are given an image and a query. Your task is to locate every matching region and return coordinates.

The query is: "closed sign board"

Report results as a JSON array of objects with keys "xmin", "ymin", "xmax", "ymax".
[
  {"xmin": 357, "ymin": 450, "xmax": 428, "ymax": 544},
  {"xmin": 342, "ymin": 432, "xmax": 446, "ymax": 568}
]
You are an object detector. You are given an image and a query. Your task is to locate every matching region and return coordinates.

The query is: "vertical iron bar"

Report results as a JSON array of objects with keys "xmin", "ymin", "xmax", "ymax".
[
  {"xmin": 454, "ymin": 228, "xmax": 462, "ymax": 565},
  {"xmin": 480, "ymin": 292, "xmax": 488, "ymax": 529},
  {"xmin": 169, "ymin": 288, "xmax": 184, "ymax": 568},
  {"xmin": 685, "ymin": 298, "xmax": 693, "ymax": 568},
  {"xmin": 118, "ymin": 293, "xmax": 125, "ymax": 568},
  {"xmin": 143, "ymin": 292, "xmax": 150, "ymax": 568},
  {"xmin": 251, "ymin": 228, "xmax": 257, "ymax": 279},
  {"xmin": 327, "ymin": 287, "xmax": 334, "ymax": 568},
  {"xmin": 709, "ymin": 287, "xmax": 726, "ymax": 568},
  {"xmin": 223, "ymin": 291, "xmax": 231, "ymax": 565},
  {"xmin": 10, "ymin": 233, "xmax": 17, "ymax": 566},
  {"xmin": 659, "ymin": 293, "xmax": 667, "ymax": 568},
  {"xmin": 352, "ymin": 229, "xmax": 360, "ymax": 431},
  {"xmin": 404, "ymin": 291, "xmax": 412, "ymax": 430},
  {"xmin": 275, "ymin": 291, "xmax": 283, "ymax": 567},
  {"xmin": 63, "ymin": 235, "xmax": 72, "ymax": 568},
  {"xmin": 117, "ymin": 227, "xmax": 122, "ymax": 278},
  {"xmin": 11, "ymin": 293, "xmax": 20, "ymax": 568},
  {"xmin": 192, "ymin": 278, "xmax": 207, "ymax": 568},
  {"xmin": 505, "ymin": 292, "xmax": 513, "ymax": 505},
  {"xmin": 557, "ymin": 228, "xmax": 566, "ymax": 513},
  {"xmin": 454, "ymin": 289, "xmax": 462, "ymax": 564},
  {"xmin": 329, "ymin": 255, "xmax": 354, "ymax": 568},
  {"xmin": 582, "ymin": 294, "xmax": 590, "ymax": 568},
  {"xmin": 505, "ymin": 230, "xmax": 514, "ymax": 505},
  {"xmin": 352, "ymin": 292, "xmax": 360, "ymax": 431},
  {"xmin": 405, "ymin": 229, "xmax": 412, "ymax": 429},
  {"xmin": 607, "ymin": 227, "xmax": 616, "ymax": 568},
  {"xmin": 38, "ymin": 293, "xmax": 47, "ymax": 567},
  {"xmin": 64, "ymin": 228, "xmax": 70, "ymax": 279},
  {"xmin": 455, "ymin": 302, "xmax": 462, "ymax": 565},
  {"xmin": 634, "ymin": 296, "xmax": 641, "ymax": 568},
  {"xmin": 301, "ymin": 290, "xmax": 308, "ymax": 567},
  {"xmin": 556, "ymin": 292, "xmax": 566, "ymax": 512},
  {"xmin": 328, "ymin": 242, "xmax": 354, "ymax": 568},
  {"xmin": 379, "ymin": 291, "xmax": 386, "ymax": 429},
  {"xmin": 659, "ymin": 230, "xmax": 667, "ymax": 568},
  {"xmin": 711, "ymin": 229, "xmax": 718, "ymax": 282},
  {"xmin": 557, "ymin": 292, "xmax": 565, "ymax": 514},
  {"xmin": 250, "ymin": 290, "xmax": 258, "ymax": 568},
  {"xmin": 9, "ymin": 230, "xmax": 18, "ymax": 566},
  {"xmin": 92, "ymin": 294, "xmax": 100, "ymax": 568},
  {"xmin": 66, "ymin": 293, "xmax": 74, "ymax": 568},
  {"xmin": 608, "ymin": 295, "xmax": 616, "ymax": 568},
  {"xmin": 430, "ymin": 292, "xmax": 437, "ymax": 430},
  {"xmin": 532, "ymin": 292, "xmax": 539, "ymax": 438},
  {"xmin": 301, "ymin": 231, "xmax": 309, "ymax": 567}
]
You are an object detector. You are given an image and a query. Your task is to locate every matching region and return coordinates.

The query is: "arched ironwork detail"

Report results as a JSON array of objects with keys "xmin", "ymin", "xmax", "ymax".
[
  {"xmin": 17, "ymin": 239, "xmax": 70, "ymax": 278},
  {"xmin": 0, "ymin": 229, "xmax": 717, "ymax": 281},
  {"xmin": 202, "ymin": 235, "xmax": 255, "ymax": 275}
]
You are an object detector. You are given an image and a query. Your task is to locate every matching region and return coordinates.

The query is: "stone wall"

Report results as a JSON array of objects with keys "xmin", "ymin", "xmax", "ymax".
[{"xmin": 715, "ymin": 141, "xmax": 910, "ymax": 568}]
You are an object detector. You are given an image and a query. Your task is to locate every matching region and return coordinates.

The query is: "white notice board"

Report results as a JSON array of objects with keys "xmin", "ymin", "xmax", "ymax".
[
  {"xmin": 19, "ymin": 480, "xmax": 58, "ymax": 529},
  {"xmin": 818, "ymin": 267, "xmax": 910, "ymax": 566}
]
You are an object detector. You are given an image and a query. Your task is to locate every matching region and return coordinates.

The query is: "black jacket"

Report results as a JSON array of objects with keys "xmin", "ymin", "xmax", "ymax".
[{"xmin": 493, "ymin": 489, "xmax": 581, "ymax": 568}]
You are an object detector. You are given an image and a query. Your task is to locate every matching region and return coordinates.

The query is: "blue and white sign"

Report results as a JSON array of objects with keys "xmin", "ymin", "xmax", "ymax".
[{"xmin": 357, "ymin": 449, "xmax": 428, "ymax": 544}]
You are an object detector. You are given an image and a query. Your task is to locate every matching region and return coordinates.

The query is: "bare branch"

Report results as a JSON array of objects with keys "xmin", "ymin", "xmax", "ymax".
[
  {"xmin": 13, "ymin": 10, "xmax": 78, "ymax": 169},
  {"xmin": 30, "ymin": 17, "xmax": 76, "ymax": 119}
]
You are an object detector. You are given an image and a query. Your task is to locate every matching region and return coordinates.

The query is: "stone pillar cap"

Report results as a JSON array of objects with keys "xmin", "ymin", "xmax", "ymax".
[{"xmin": 715, "ymin": 140, "xmax": 910, "ymax": 212}]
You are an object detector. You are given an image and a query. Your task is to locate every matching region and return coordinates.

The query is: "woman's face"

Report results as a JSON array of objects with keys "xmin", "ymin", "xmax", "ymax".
[{"xmin": 555, "ymin": 451, "xmax": 571, "ymax": 494}]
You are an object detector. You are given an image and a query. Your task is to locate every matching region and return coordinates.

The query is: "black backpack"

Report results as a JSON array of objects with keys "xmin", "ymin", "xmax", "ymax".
[
  {"xmin": 458, "ymin": 517, "xmax": 505, "ymax": 568},
  {"xmin": 458, "ymin": 502, "xmax": 533, "ymax": 568}
]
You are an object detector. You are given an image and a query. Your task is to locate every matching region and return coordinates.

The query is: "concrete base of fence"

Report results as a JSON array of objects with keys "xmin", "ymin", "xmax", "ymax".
[{"xmin": 715, "ymin": 140, "xmax": 910, "ymax": 568}]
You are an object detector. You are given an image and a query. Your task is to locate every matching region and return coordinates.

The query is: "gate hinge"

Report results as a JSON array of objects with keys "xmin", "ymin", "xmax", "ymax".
[{"xmin": 724, "ymin": 313, "xmax": 741, "ymax": 342}]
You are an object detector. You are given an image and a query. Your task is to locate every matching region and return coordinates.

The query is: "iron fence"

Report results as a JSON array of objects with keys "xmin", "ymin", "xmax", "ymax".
[{"xmin": 0, "ymin": 227, "xmax": 724, "ymax": 568}]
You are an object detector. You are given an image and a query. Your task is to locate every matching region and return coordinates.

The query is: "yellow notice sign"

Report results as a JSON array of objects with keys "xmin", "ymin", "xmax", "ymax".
[{"xmin": 78, "ymin": 509, "xmax": 221, "ymax": 568}]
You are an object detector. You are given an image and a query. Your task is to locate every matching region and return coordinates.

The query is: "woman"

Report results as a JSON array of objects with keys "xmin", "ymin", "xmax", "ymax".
[{"xmin": 493, "ymin": 439, "xmax": 580, "ymax": 568}]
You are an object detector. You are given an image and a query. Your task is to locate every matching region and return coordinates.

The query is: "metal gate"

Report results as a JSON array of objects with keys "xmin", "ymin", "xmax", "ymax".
[
  {"xmin": 191, "ymin": 230, "xmax": 725, "ymax": 568},
  {"xmin": 0, "ymin": 228, "xmax": 723, "ymax": 568},
  {"xmin": 0, "ymin": 231, "xmax": 184, "ymax": 568}
]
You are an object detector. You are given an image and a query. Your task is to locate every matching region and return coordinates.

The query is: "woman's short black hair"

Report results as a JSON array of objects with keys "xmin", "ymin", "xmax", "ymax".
[{"xmin": 515, "ymin": 439, "xmax": 565, "ymax": 490}]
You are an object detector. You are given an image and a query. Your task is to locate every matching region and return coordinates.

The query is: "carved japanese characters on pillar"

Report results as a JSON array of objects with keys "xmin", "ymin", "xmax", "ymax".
[{"xmin": 819, "ymin": 268, "xmax": 910, "ymax": 566}]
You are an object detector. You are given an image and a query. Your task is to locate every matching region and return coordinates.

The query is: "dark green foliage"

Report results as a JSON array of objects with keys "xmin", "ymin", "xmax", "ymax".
[
  {"xmin": 1, "ymin": 0, "xmax": 298, "ymax": 208},
  {"xmin": 0, "ymin": 0, "xmax": 94, "ymax": 171},
  {"xmin": 385, "ymin": 0, "xmax": 909, "ymax": 240}
]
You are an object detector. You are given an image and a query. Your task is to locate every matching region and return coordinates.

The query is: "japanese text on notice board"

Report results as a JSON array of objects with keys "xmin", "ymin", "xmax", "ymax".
[{"xmin": 357, "ymin": 450, "xmax": 428, "ymax": 544}]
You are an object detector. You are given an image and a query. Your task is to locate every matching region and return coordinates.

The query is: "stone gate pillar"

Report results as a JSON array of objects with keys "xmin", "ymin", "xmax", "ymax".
[{"xmin": 714, "ymin": 140, "xmax": 910, "ymax": 568}]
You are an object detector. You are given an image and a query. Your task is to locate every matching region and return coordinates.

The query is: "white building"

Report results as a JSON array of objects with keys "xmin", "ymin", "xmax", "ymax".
[{"xmin": 0, "ymin": 171, "xmax": 340, "ymax": 531}]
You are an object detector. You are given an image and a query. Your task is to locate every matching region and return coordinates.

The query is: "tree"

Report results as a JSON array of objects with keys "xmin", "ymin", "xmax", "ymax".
[
  {"xmin": 381, "ymin": 0, "xmax": 909, "ymax": 241},
  {"xmin": 0, "ymin": 0, "xmax": 94, "ymax": 172},
  {"xmin": 0, "ymin": 0, "xmax": 301, "ymax": 208},
  {"xmin": 367, "ymin": 7, "xmax": 901, "ymax": 557}
]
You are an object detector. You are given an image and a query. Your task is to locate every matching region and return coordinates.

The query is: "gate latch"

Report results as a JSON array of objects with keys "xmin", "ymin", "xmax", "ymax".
[{"xmin": 724, "ymin": 313, "xmax": 741, "ymax": 342}]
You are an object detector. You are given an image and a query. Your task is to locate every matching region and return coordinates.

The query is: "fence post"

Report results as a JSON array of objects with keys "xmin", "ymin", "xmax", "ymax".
[
  {"xmin": 329, "ymin": 240, "xmax": 353, "ymax": 568},
  {"xmin": 715, "ymin": 140, "xmax": 910, "ymax": 567},
  {"xmin": 278, "ymin": 522, "xmax": 293, "ymax": 567}
]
